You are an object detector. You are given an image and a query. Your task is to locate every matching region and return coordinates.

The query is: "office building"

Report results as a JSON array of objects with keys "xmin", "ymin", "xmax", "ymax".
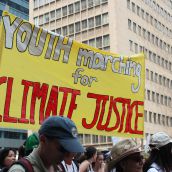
[
  {"xmin": 0, "ymin": 0, "xmax": 29, "ymax": 148},
  {"xmin": 29, "ymin": 0, "xmax": 172, "ymax": 148}
]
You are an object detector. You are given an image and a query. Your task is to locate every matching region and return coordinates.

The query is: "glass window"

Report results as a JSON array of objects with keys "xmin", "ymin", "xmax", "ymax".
[
  {"xmin": 34, "ymin": 0, "xmax": 38, "ymax": 8},
  {"xmin": 102, "ymin": 13, "xmax": 108, "ymax": 25},
  {"xmin": 50, "ymin": 10, "xmax": 55, "ymax": 20},
  {"xmin": 34, "ymin": 17, "xmax": 39, "ymax": 26},
  {"xmin": 56, "ymin": 28, "xmax": 61, "ymax": 34},
  {"xmin": 96, "ymin": 37, "xmax": 102, "ymax": 48},
  {"xmin": 62, "ymin": 6, "xmax": 67, "ymax": 17},
  {"xmin": 85, "ymin": 134, "xmax": 91, "ymax": 143},
  {"xmin": 39, "ymin": 0, "xmax": 45, "ymax": 7},
  {"xmin": 134, "ymin": 43, "xmax": 138, "ymax": 53},
  {"xmin": 82, "ymin": 20, "xmax": 87, "ymax": 30},
  {"xmin": 153, "ymin": 113, "xmax": 156, "ymax": 124},
  {"xmin": 56, "ymin": 9, "xmax": 61, "ymax": 19},
  {"xmin": 88, "ymin": 17, "xmax": 94, "ymax": 28},
  {"xmin": 95, "ymin": 0, "xmax": 101, "ymax": 6},
  {"xmin": 69, "ymin": 24, "xmax": 74, "ymax": 34},
  {"xmin": 144, "ymin": 110, "xmax": 147, "ymax": 122},
  {"xmin": 149, "ymin": 111, "xmax": 152, "ymax": 123},
  {"xmin": 95, "ymin": 15, "xmax": 101, "ymax": 26},
  {"xmin": 158, "ymin": 114, "xmax": 161, "ymax": 124},
  {"xmin": 156, "ymin": 93, "xmax": 159, "ymax": 103},
  {"xmin": 92, "ymin": 135, "xmax": 98, "ymax": 143},
  {"xmin": 78, "ymin": 134, "xmax": 84, "ymax": 144},
  {"xmin": 68, "ymin": 4, "xmax": 74, "ymax": 15},
  {"xmin": 147, "ymin": 90, "xmax": 150, "ymax": 100},
  {"xmin": 62, "ymin": 26, "xmax": 68, "ymax": 36},
  {"xmin": 129, "ymin": 40, "xmax": 133, "ymax": 51},
  {"xmin": 39, "ymin": 15, "xmax": 43, "ymax": 25},
  {"xmin": 128, "ymin": 19, "xmax": 131, "ymax": 30},
  {"xmin": 75, "ymin": 2, "xmax": 80, "ymax": 13},
  {"xmin": 132, "ymin": 2, "xmax": 135, "ymax": 13},
  {"xmin": 103, "ymin": 35, "xmax": 109, "ymax": 47},
  {"xmin": 88, "ymin": 0, "xmax": 94, "ymax": 8},
  {"xmin": 127, "ymin": 0, "xmax": 130, "ymax": 9},
  {"xmin": 44, "ymin": 13, "xmax": 49, "ymax": 23},
  {"xmin": 89, "ymin": 39, "xmax": 95, "ymax": 47},
  {"xmin": 75, "ymin": 22, "xmax": 81, "ymax": 32},
  {"xmin": 81, "ymin": 0, "xmax": 87, "ymax": 10},
  {"xmin": 100, "ymin": 136, "xmax": 106, "ymax": 143},
  {"xmin": 101, "ymin": 0, "xmax": 108, "ymax": 3},
  {"xmin": 137, "ymin": 6, "xmax": 140, "ymax": 16}
]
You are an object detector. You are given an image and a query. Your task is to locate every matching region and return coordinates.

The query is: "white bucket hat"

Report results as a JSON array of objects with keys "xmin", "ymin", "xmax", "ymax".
[{"xmin": 149, "ymin": 132, "xmax": 172, "ymax": 149}]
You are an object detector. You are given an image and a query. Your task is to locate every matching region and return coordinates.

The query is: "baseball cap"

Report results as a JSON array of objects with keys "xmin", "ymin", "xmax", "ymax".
[
  {"xmin": 149, "ymin": 132, "xmax": 172, "ymax": 149},
  {"xmin": 39, "ymin": 116, "xmax": 84, "ymax": 153}
]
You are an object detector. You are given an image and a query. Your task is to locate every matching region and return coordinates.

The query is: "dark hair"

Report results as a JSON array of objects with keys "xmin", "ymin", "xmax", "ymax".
[
  {"xmin": 143, "ymin": 143, "xmax": 172, "ymax": 172},
  {"xmin": 0, "ymin": 148, "xmax": 15, "ymax": 168},
  {"xmin": 85, "ymin": 146, "xmax": 97, "ymax": 160}
]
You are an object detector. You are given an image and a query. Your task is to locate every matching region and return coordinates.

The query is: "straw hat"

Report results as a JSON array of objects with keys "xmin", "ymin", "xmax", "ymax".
[{"xmin": 108, "ymin": 139, "xmax": 142, "ymax": 169}]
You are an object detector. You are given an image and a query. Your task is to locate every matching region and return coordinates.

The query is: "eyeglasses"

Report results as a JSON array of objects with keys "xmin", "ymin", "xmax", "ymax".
[{"xmin": 128, "ymin": 155, "xmax": 144, "ymax": 163}]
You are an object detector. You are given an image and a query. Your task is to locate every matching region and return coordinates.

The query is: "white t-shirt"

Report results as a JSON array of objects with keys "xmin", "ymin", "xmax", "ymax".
[
  {"xmin": 61, "ymin": 160, "xmax": 78, "ymax": 172},
  {"xmin": 147, "ymin": 162, "xmax": 172, "ymax": 172}
]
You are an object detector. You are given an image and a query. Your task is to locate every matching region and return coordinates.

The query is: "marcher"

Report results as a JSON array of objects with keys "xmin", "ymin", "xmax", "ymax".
[
  {"xmin": 107, "ymin": 139, "xmax": 143, "ymax": 172},
  {"xmin": 79, "ymin": 146, "xmax": 97, "ymax": 172},
  {"xmin": 0, "ymin": 148, "xmax": 16, "ymax": 172},
  {"xmin": 93, "ymin": 152, "xmax": 105, "ymax": 172},
  {"xmin": 58, "ymin": 152, "xmax": 79, "ymax": 172},
  {"xmin": 143, "ymin": 132, "xmax": 172, "ymax": 172},
  {"xmin": 18, "ymin": 132, "xmax": 39, "ymax": 159},
  {"xmin": 8, "ymin": 116, "xmax": 84, "ymax": 172}
]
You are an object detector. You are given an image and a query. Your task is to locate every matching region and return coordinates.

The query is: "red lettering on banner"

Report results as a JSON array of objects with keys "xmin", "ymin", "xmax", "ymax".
[
  {"xmin": 3, "ymin": 77, "xmax": 18, "ymax": 123},
  {"xmin": 0, "ymin": 77, "xmax": 8, "ymax": 122},
  {"xmin": 45, "ymin": 86, "xmax": 58, "ymax": 119},
  {"xmin": 67, "ymin": 89, "xmax": 80, "ymax": 119},
  {"xmin": 19, "ymin": 80, "xmax": 33, "ymax": 124},
  {"xmin": 82, "ymin": 93, "xmax": 109, "ymax": 129},
  {"xmin": 30, "ymin": 82, "xmax": 49, "ymax": 124},
  {"xmin": 82, "ymin": 92, "xmax": 144, "ymax": 135},
  {"xmin": 59, "ymin": 87, "xmax": 73, "ymax": 116}
]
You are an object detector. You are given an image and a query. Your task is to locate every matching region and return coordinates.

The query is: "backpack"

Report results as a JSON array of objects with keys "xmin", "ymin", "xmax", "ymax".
[{"xmin": 10, "ymin": 158, "xmax": 34, "ymax": 172}]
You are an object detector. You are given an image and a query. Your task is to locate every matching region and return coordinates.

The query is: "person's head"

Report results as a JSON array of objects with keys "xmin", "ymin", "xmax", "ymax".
[
  {"xmin": 108, "ymin": 139, "xmax": 143, "ymax": 172},
  {"xmin": 64, "ymin": 152, "xmax": 77, "ymax": 164},
  {"xmin": 85, "ymin": 146, "xmax": 97, "ymax": 162},
  {"xmin": 0, "ymin": 148, "xmax": 16, "ymax": 168},
  {"xmin": 144, "ymin": 132, "xmax": 172, "ymax": 172},
  {"xmin": 38, "ymin": 116, "xmax": 84, "ymax": 166},
  {"xmin": 95, "ymin": 152, "xmax": 104, "ymax": 166},
  {"xmin": 24, "ymin": 132, "xmax": 39, "ymax": 156}
]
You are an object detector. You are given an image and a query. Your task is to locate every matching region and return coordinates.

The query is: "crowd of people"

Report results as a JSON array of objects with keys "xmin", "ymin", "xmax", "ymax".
[{"xmin": 0, "ymin": 116, "xmax": 172, "ymax": 172}]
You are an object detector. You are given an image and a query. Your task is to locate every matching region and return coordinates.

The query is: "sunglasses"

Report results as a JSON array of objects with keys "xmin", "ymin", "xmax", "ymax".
[{"xmin": 127, "ymin": 155, "xmax": 144, "ymax": 163}]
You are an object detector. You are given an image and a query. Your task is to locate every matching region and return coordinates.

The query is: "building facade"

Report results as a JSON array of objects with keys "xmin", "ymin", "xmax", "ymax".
[
  {"xmin": 0, "ymin": 0, "xmax": 29, "ymax": 148},
  {"xmin": 0, "ymin": 0, "xmax": 29, "ymax": 20},
  {"xmin": 29, "ymin": 0, "xmax": 172, "ymax": 147}
]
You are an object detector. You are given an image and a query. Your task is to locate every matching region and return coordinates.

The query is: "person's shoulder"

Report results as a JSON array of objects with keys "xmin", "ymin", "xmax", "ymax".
[{"xmin": 8, "ymin": 164, "xmax": 26, "ymax": 172}]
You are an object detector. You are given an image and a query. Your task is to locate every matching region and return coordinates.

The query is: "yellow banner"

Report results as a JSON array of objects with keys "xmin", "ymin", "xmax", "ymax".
[{"xmin": 0, "ymin": 12, "xmax": 145, "ymax": 138}]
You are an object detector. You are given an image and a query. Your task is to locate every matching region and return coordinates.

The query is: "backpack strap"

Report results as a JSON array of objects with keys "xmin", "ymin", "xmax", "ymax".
[{"xmin": 14, "ymin": 158, "xmax": 34, "ymax": 172}]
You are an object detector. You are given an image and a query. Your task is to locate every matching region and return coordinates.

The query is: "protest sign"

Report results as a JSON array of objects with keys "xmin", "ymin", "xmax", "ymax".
[{"xmin": 0, "ymin": 11, "xmax": 145, "ymax": 138}]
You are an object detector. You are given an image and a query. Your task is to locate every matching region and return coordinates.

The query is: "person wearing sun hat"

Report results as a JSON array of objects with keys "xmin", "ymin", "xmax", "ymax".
[
  {"xmin": 143, "ymin": 132, "xmax": 172, "ymax": 172},
  {"xmin": 107, "ymin": 138, "xmax": 144, "ymax": 172},
  {"xmin": 8, "ymin": 116, "xmax": 84, "ymax": 172}
]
